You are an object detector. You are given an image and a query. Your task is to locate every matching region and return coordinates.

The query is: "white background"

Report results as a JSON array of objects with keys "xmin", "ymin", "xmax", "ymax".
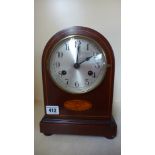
[
  {"xmin": 34, "ymin": 1, "xmax": 121, "ymax": 154},
  {"xmin": 0, "ymin": 0, "xmax": 155, "ymax": 155}
]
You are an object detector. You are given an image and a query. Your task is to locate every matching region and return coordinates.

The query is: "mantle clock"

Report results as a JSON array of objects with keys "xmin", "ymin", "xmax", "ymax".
[{"xmin": 40, "ymin": 26, "xmax": 117, "ymax": 139}]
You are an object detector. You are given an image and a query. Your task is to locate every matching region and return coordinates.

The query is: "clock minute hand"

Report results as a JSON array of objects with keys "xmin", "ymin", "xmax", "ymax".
[
  {"xmin": 76, "ymin": 45, "xmax": 80, "ymax": 63},
  {"xmin": 79, "ymin": 56, "xmax": 93, "ymax": 65}
]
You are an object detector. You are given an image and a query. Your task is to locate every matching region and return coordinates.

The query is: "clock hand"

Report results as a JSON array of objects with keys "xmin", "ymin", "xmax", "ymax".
[
  {"xmin": 74, "ymin": 55, "xmax": 93, "ymax": 69},
  {"xmin": 78, "ymin": 56, "xmax": 93, "ymax": 65},
  {"xmin": 76, "ymin": 45, "xmax": 80, "ymax": 63}
]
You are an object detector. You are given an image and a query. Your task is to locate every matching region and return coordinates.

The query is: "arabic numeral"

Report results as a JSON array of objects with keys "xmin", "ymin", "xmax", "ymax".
[
  {"xmin": 93, "ymin": 52, "xmax": 97, "ymax": 57},
  {"xmin": 65, "ymin": 79, "xmax": 69, "ymax": 85},
  {"xmin": 65, "ymin": 43, "xmax": 69, "ymax": 50},
  {"xmin": 46, "ymin": 106, "xmax": 59, "ymax": 114},
  {"xmin": 85, "ymin": 79, "xmax": 89, "ymax": 85},
  {"xmin": 93, "ymin": 72, "xmax": 96, "ymax": 78},
  {"xmin": 87, "ymin": 44, "xmax": 89, "ymax": 50},
  {"xmin": 57, "ymin": 52, "xmax": 63, "ymax": 58},
  {"xmin": 95, "ymin": 62, "xmax": 101, "ymax": 69},
  {"xmin": 58, "ymin": 71, "xmax": 62, "ymax": 77},
  {"xmin": 55, "ymin": 62, "xmax": 60, "ymax": 68},
  {"xmin": 49, "ymin": 108, "xmax": 56, "ymax": 113},
  {"xmin": 75, "ymin": 40, "xmax": 81, "ymax": 48},
  {"xmin": 75, "ymin": 81, "xmax": 79, "ymax": 87}
]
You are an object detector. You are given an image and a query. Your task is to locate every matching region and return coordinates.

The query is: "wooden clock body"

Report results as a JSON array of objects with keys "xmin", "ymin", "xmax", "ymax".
[{"xmin": 40, "ymin": 26, "xmax": 117, "ymax": 138}]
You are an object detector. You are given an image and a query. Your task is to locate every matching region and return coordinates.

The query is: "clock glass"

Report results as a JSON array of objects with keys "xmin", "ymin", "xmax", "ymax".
[{"xmin": 48, "ymin": 35, "xmax": 107, "ymax": 94}]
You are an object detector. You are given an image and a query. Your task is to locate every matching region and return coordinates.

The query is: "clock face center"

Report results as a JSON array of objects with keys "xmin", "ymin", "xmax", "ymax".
[{"xmin": 74, "ymin": 63, "xmax": 80, "ymax": 69}]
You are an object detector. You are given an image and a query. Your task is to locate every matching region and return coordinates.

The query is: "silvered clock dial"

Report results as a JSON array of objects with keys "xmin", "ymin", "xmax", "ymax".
[{"xmin": 49, "ymin": 36, "xmax": 107, "ymax": 94}]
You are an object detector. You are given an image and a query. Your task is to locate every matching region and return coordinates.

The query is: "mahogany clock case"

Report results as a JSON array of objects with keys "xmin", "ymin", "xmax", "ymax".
[{"xmin": 40, "ymin": 26, "xmax": 117, "ymax": 138}]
